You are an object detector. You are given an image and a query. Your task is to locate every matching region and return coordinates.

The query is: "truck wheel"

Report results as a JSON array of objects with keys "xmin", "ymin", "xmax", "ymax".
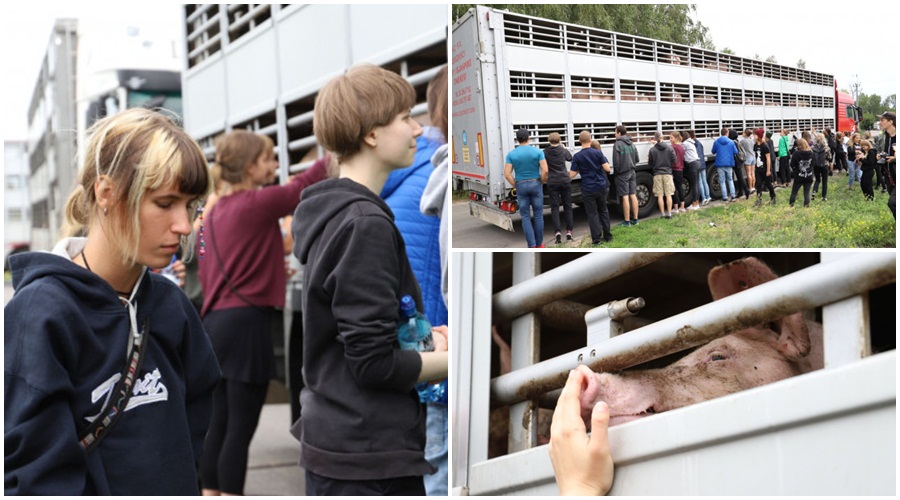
[{"xmin": 635, "ymin": 171, "xmax": 655, "ymax": 219}]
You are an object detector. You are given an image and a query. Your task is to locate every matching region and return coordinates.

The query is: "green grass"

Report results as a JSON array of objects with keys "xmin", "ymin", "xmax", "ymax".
[
  {"xmin": 579, "ymin": 179, "xmax": 896, "ymax": 248},
  {"xmin": 452, "ymin": 189, "xmax": 469, "ymax": 202}
]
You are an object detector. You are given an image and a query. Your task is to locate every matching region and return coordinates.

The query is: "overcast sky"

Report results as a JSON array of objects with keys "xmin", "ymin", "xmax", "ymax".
[{"xmin": 2, "ymin": 2, "xmax": 897, "ymax": 141}]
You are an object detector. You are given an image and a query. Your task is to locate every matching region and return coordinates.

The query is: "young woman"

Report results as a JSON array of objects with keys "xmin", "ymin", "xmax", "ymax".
[
  {"xmin": 752, "ymin": 128, "xmax": 776, "ymax": 206},
  {"xmin": 4, "ymin": 108, "xmax": 220, "ymax": 495},
  {"xmin": 198, "ymin": 130, "xmax": 327, "ymax": 495},
  {"xmin": 811, "ymin": 133, "xmax": 832, "ymax": 201},
  {"xmin": 689, "ymin": 130, "xmax": 712, "ymax": 205},
  {"xmin": 857, "ymin": 139, "xmax": 878, "ymax": 201},
  {"xmin": 789, "ymin": 138, "xmax": 816, "ymax": 207},
  {"xmin": 670, "ymin": 131, "xmax": 686, "ymax": 212},
  {"xmin": 681, "ymin": 130, "xmax": 701, "ymax": 210}
]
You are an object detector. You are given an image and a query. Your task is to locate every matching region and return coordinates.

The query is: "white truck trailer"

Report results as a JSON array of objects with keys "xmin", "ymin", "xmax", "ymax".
[
  {"xmin": 180, "ymin": 3, "xmax": 447, "ymax": 396},
  {"xmin": 452, "ymin": 252, "xmax": 896, "ymax": 495},
  {"xmin": 452, "ymin": 6, "xmax": 841, "ymax": 229}
]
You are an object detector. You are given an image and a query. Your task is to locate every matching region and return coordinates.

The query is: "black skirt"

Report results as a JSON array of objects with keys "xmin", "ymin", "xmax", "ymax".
[{"xmin": 203, "ymin": 306, "xmax": 278, "ymax": 385}]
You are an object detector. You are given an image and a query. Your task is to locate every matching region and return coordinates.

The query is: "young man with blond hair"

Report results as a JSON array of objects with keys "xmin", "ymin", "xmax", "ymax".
[{"xmin": 291, "ymin": 64, "xmax": 448, "ymax": 496}]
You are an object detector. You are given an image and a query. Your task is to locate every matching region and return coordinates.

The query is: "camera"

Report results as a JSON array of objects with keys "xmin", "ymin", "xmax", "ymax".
[{"xmin": 877, "ymin": 151, "xmax": 888, "ymax": 165}]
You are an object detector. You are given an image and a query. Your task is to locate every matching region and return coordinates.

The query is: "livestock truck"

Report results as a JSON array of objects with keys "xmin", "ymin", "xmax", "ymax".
[
  {"xmin": 180, "ymin": 4, "xmax": 447, "ymax": 405},
  {"xmin": 452, "ymin": 6, "xmax": 860, "ymax": 230},
  {"xmin": 452, "ymin": 252, "xmax": 896, "ymax": 495}
]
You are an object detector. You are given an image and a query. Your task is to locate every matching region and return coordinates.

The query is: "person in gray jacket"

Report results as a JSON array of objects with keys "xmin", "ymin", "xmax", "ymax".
[
  {"xmin": 612, "ymin": 125, "xmax": 640, "ymax": 226},
  {"xmin": 648, "ymin": 131, "xmax": 676, "ymax": 218}
]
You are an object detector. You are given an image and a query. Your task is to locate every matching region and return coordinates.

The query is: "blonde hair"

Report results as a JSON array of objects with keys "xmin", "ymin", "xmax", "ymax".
[
  {"xmin": 796, "ymin": 138, "xmax": 810, "ymax": 151},
  {"xmin": 427, "ymin": 65, "xmax": 448, "ymax": 141},
  {"xmin": 214, "ymin": 130, "xmax": 270, "ymax": 185},
  {"xmin": 579, "ymin": 130, "xmax": 592, "ymax": 144},
  {"xmin": 64, "ymin": 108, "xmax": 210, "ymax": 264},
  {"xmin": 670, "ymin": 130, "xmax": 683, "ymax": 142},
  {"xmin": 814, "ymin": 133, "xmax": 827, "ymax": 147},
  {"xmin": 314, "ymin": 64, "xmax": 416, "ymax": 161},
  {"xmin": 548, "ymin": 132, "xmax": 561, "ymax": 145},
  {"xmin": 861, "ymin": 139, "xmax": 872, "ymax": 150}
]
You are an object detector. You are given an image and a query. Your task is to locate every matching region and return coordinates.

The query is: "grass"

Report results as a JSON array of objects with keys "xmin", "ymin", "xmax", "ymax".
[
  {"xmin": 452, "ymin": 189, "xmax": 469, "ymax": 202},
  {"xmin": 578, "ymin": 178, "xmax": 896, "ymax": 248}
]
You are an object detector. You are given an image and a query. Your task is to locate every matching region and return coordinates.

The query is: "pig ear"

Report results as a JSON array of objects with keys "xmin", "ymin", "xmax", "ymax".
[
  {"xmin": 768, "ymin": 312, "xmax": 811, "ymax": 361},
  {"xmin": 708, "ymin": 257, "xmax": 780, "ymax": 301}
]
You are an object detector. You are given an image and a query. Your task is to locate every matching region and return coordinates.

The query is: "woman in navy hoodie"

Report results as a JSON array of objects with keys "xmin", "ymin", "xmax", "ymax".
[{"xmin": 4, "ymin": 109, "xmax": 221, "ymax": 494}]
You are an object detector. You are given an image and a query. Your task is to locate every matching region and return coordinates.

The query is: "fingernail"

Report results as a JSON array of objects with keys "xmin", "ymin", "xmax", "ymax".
[{"xmin": 594, "ymin": 401, "xmax": 608, "ymax": 414}]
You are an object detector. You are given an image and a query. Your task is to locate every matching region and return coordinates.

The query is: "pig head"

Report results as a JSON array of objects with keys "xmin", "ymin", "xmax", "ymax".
[{"xmin": 580, "ymin": 257, "xmax": 824, "ymax": 427}]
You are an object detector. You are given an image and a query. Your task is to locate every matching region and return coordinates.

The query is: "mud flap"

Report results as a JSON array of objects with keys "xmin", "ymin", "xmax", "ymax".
[{"xmin": 468, "ymin": 199, "xmax": 515, "ymax": 232}]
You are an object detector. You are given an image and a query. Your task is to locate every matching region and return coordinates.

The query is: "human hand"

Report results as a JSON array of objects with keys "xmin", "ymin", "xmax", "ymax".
[
  {"xmin": 432, "ymin": 325, "xmax": 448, "ymax": 352},
  {"xmin": 172, "ymin": 259, "xmax": 187, "ymax": 288},
  {"xmin": 549, "ymin": 365, "xmax": 614, "ymax": 496}
]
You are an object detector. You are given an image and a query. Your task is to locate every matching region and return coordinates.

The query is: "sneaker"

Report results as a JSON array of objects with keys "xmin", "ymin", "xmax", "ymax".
[
  {"xmin": 631, "ymin": 218, "xmax": 639, "ymax": 225},
  {"xmin": 591, "ymin": 239, "xmax": 603, "ymax": 245},
  {"xmin": 536, "ymin": 244, "xmax": 545, "ymax": 248},
  {"xmin": 769, "ymin": 197, "xmax": 776, "ymax": 205},
  {"xmin": 679, "ymin": 207, "xmax": 686, "ymax": 213},
  {"xmin": 754, "ymin": 198, "xmax": 762, "ymax": 207},
  {"xmin": 822, "ymin": 197, "xmax": 827, "ymax": 201},
  {"xmin": 688, "ymin": 205, "xmax": 699, "ymax": 211},
  {"xmin": 702, "ymin": 198, "xmax": 710, "ymax": 206},
  {"xmin": 555, "ymin": 232, "xmax": 562, "ymax": 244},
  {"xmin": 811, "ymin": 192, "xmax": 816, "ymax": 199},
  {"xmin": 663, "ymin": 214, "xmax": 672, "ymax": 219},
  {"xmin": 618, "ymin": 220, "xmax": 632, "ymax": 227},
  {"xmin": 566, "ymin": 231, "xmax": 573, "ymax": 241}
]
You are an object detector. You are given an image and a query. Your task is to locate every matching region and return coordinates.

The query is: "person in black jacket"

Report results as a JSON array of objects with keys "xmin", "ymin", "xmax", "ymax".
[
  {"xmin": 4, "ymin": 109, "xmax": 220, "ymax": 495},
  {"xmin": 543, "ymin": 132, "xmax": 575, "ymax": 243},
  {"xmin": 857, "ymin": 139, "xmax": 878, "ymax": 201},
  {"xmin": 291, "ymin": 64, "xmax": 448, "ymax": 496}
]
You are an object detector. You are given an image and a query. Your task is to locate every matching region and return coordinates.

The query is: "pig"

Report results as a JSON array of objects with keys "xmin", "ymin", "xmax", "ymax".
[{"xmin": 579, "ymin": 257, "xmax": 824, "ymax": 427}]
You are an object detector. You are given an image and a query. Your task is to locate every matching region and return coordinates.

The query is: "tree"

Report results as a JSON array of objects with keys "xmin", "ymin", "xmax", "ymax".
[
  {"xmin": 765, "ymin": 55, "xmax": 778, "ymax": 63},
  {"xmin": 721, "ymin": 47, "xmax": 735, "ymax": 54},
  {"xmin": 453, "ymin": 4, "xmax": 715, "ymax": 49},
  {"xmin": 797, "ymin": 58, "xmax": 807, "ymax": 69},
  {"xmin": 857, "ymin": 93, "xmax": 896, "ymax": 131}
]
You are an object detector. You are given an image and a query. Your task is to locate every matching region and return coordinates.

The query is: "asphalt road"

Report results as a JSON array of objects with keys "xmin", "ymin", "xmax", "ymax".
[{"xmin": 451, "ymin": 199, "xmax": 634, "ymax": 249}]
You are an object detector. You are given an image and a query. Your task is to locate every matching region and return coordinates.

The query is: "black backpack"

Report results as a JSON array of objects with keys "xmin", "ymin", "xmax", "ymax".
[{"xmin": 811, "ymin": 146, "xmax": 830, "ymax": 168}]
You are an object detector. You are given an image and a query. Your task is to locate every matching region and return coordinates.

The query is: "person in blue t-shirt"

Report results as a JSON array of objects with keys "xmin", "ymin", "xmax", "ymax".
[
  {"xmin": 570, "ymin": 131, "xmax": 612, "ymax": 245},
  {"xmin": 504, "ymin": 128, "xmax": 549, "ymax": 248}
]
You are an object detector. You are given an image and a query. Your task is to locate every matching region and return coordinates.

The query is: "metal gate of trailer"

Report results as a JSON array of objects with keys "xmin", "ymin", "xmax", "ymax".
[{"xmin": 452, "ymin": 252, "xmax": 896, "ymax": 495}]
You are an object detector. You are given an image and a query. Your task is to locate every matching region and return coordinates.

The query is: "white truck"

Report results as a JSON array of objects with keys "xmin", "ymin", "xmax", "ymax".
[
  {"xmin": 452, "ymin": 6, "xmax": 840, "ymax": 229},
  {"xmin": 180, "ymin": 4, "xmax": 447, "ymax": 403},
  {"xmin": 452, "ymin": 252, "xmax": 896, "ymax": 495}
]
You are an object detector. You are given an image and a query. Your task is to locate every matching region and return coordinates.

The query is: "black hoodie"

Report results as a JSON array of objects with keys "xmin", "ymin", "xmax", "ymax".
[
  {"xmin": 648, "ymin": 141, "xmax": 676, "ymax": 175},
  {"xmin": 291, "ymin": 177, "xmax": 434, "ymax": 481},
  {"xmin": 612, "ymin": 135, "xmax": 639, "ymax": 174},
  {"xmin": 4, "ymin": 238, "xmax": 220, "ymax": 495}
]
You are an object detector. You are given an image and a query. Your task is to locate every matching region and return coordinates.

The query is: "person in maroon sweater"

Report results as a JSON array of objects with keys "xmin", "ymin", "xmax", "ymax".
[{"xmin": 197, "ymin": 131, "xmax": 327, "ymax": 495}]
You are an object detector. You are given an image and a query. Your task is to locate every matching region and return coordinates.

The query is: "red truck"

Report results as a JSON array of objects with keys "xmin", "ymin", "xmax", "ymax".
[{"xmin": 835, "ymin": 83, "xmax": 861, "ymax": 134}]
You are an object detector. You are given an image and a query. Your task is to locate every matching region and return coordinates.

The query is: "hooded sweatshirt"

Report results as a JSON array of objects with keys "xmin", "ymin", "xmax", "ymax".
[
  {"xmin": 612, "ymin": 135, "xmax": 639, "ymax": 174},
  {"xmin": 291, "ymin": 178, "xmax": 434, "ymax": 481},
  {"xmin": 421, "ymin": 143, "xmax": 449, "ymax": 307},
  {"xmin": 712, "ymin": 135, "xmax": 738, "ymax": 167},
  {"xmin": 4, "ymin": 238, "xmax": 220, "ymax": 495},
  {"xmin": 648, "ymin": 141, "xmax": 675, "ymax": 175}
]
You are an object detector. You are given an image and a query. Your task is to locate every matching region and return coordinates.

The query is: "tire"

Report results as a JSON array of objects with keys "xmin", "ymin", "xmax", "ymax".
[{"xmin": 635, "ymin": 171, "xmax": 655, "ymax": 219}]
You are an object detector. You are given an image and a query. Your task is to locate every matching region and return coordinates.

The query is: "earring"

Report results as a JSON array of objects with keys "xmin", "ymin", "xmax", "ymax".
[
  {"xmin": 197, "ymin": 206, "xmax": 206, "ymax": 259},
  {"xmin": 103, "ymin": 207, "xmax": 108, "ymax": 216}
]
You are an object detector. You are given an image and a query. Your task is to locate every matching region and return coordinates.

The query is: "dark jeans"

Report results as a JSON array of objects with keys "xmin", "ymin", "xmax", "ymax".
[
  {"xmin": 789, "ymin": 179, "xmax": 813, "ymax": 206},
  {"xmin": 547, "ymin": 183, "xmax": 574, "ymax": 233},
  {"xmin": 861, "ymin": 168, "xmax": 875, "ymax": 200},
  {"xmin": 812, "ymin": 165, "xmax": 829, "ymax": 199},
  {"xmin": 672, "ymin": 170, "xmax": 684, "ymax": 206},
  {"xmin": 582, "ymin": 188, "xmax": 611, "ymax": 243},
  {"xmin": 778, "ymin": 156, "xmax": 791, "ymax": 184},
  {"xmin": 685, "ymin": 161, "xmax": 701, "ymax": 206},
  {"xmin": 734, "ymin": 163, "xmax": 750, "ymax": 198},
  {"xmin": 755, "ymin": 166, "xmax": 775, "ymax": 200},
  {"xmin": 306, "ymin": 470, "xmax": 426, "ymax": 496},
  {"xmin": 875, "ymin": 163, "xmax": 885, "ymax": 188}
]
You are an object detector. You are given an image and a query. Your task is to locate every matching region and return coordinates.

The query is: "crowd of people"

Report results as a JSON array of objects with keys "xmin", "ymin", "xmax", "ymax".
[
  {"xmin": 505, "ymin": 113, "xmax": 896, "ymax": 247},
  {"xmin": 5, "ymin": 63, "xmax": 450, "ymax": 496}
]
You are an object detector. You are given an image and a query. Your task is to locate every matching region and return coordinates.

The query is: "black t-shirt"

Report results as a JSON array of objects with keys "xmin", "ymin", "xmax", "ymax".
[{"xmin": 753, "ymin": 142, "xmax": 770, "ymax": 169}]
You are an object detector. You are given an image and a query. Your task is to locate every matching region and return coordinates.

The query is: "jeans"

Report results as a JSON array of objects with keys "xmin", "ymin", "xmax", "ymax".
[
  {"xmin": 582, "ymin": 188, "xmax": 611, "ymax": 243},
  {"xmin": 790, "ymin": 179, "xmax": 813, "ymax": 206},
  {"xmin": 717, "ymin": 166, "xmax": 736, "ymax": 200},
  {"xmin": 423, "ymin": 403, "xmax": 448, "ymax": 496},
  {"xmin": 848, "ymin": 160, "xmax": 859, "ymax": 187},
  {"xmin": 778, "ymin": 156, "xmax": 791, "ymax": 184},
  {"xmin": 698, "ymin": 165, "xmax": 711, "ymax": 201},
  {"xmin": 547, "ymin": 183, "xmax": 574, "ymax": 233},
  {"xmin": 672, "ymin": 170, "xmax": 684, "ymax": 206},
  {"xmin": 516, "ymin": 179, "xmax": 544, "ymax": 247},
  {"xmin": 733, "ymin": 163, "xmax": 750, "ymax": 198},
  {"xmin": 812, "ymin": 165, "xmax": 829, "ymax": 199},
  {"xmin": 755, "ymin": 166, "xmax": 775, "ymax": 200},
  {"xmin": 685, "ymin": 161, "xmax": 701, "ymax": 205}
]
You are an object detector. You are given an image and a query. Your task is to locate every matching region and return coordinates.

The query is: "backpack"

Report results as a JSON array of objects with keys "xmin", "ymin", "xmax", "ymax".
[
  {"xmin": 734, "ymin": 140, "xmax": 748, "ymax": 162},
  {"xmin": 796, "ymin": 157, "xmax": 814, "ymax": 179},
  {"xmin": 811, "ymin": 146, "xmax": 830, "ymax": 168}
]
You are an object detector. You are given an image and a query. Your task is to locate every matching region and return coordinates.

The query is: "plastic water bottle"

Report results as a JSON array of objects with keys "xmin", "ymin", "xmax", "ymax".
[{"xmin": 397, "ymin": 295, "xmax": 444, "ymax": 403}]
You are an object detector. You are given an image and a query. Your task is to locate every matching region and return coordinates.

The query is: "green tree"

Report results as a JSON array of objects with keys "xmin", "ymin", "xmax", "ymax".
[
  {"xmin": 721, "ymin": 47, "xmax": 735, "ymax": 54},
  {"xmin": 453, "ymin": 4, "xmax": 715, "ymax": 49},
  {"xmin": 765, "ymin": 55, "xmax": 777, "ymax": 63},
  {"xmin": 857, "ymin": 93, "xmax": 896, "ymax": 131},
  {"xmin": 797, "ymin": 58, "xmax": 807, "ymax": 69}
]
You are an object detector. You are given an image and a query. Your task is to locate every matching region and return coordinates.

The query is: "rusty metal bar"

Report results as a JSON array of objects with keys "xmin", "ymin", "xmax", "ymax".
[
  {"xmin": 490, "ymin": 253, "xmax": 896, "ymax": 407},
  {"xmin": 492, "ymin": 253, "xmax": 672, "ymax": 321}
]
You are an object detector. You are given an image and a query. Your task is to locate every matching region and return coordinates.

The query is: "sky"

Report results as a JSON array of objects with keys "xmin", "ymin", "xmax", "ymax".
[{"xmin": 2, "ymin": 2, "xmax": 897, "ymax": 141}]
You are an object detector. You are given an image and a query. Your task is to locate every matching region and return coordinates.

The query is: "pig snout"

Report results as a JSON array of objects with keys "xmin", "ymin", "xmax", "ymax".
[{"xmin": 580, "ymin": 371, "xmax": 661, "ymax": 428}]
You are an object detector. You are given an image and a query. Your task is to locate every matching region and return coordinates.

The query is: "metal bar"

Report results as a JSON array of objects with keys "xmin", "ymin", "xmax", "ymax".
[
  {"xmin": 186, "ymin": 4, "xmax": 215, "ymax": 24},
  {"xmin": 492, "ymin": 253, "xmax": 671, "ymax": 321},
  {"xmin": 451, "ymin": 252, "xmax": 474, "ymax": 491},
  {"xmin": 508, "ymin": 254, "xmax": 540, "ymax": 453},
  {"xmin": 188, "ymin": 33, "xmax": 222, "ymax": 60},
  {"xmin": 186, "ymin": 15, "xmax": 221, "ymax": 43},
  {"xmin": 490, "ymin": 253, "xmax": 895, "ymax": 407},
  {"xmin": 820, "ymin": 253, "xmax": 871, "ymax": 367},
  {"xmin": 538, "ymin": 300, "xmax": 592, "ymax": 333}
]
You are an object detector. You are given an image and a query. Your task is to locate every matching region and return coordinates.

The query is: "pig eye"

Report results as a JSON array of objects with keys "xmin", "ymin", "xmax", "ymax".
[{"xmin": 709, "ymin": 353, "xmax": 729, "ymax": 362}]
